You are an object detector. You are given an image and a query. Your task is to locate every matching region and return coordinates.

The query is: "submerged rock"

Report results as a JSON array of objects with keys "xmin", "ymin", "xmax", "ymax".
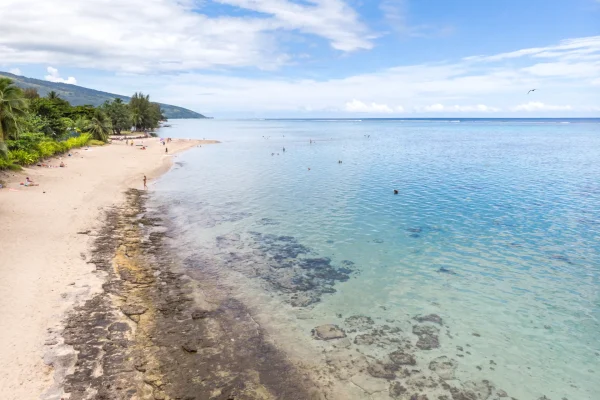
[
  {"xmin": 389, "ymin": 350, "xmax": 417, "ymax": 366},
  {"xmin": 413, "ymin": 324, "xmax": 440, "ymax": 350},
  {"xmin": 344, "ymin": 315, "xmax": 375, "ymax": 331},
  {"xmin": 414, "ymin": 314, "xmax": 443, "ymax": 325},
  {"xmin": 312, "ymin": 324, "xmax": 346, "ymax": 340},
  {"xmin": 438, "ymin": 267, "xmax": 458, "ymax": 275},
  {"xmin": 429, "ymin": 356, "xmax": 457, "ymax": 380},
  {"xmin": 367, "ymin": 361, "xmax": 398, "ymax": 380}
]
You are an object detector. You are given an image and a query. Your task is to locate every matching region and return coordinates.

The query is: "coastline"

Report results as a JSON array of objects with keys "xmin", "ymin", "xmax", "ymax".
[{"xmin": 0, "ymin": 138, "xmax": 214, "ymax": 399}]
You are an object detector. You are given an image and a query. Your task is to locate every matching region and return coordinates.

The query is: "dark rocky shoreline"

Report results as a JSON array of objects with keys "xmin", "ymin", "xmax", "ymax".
[{"xmin": 44, "ymin": 190, "xmax": 320, "ymax": 400}]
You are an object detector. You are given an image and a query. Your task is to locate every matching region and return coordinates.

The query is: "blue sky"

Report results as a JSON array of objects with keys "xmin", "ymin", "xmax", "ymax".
[{"xmin": 1, "ymin": 0, "xmax": 599, "ymax": 117}]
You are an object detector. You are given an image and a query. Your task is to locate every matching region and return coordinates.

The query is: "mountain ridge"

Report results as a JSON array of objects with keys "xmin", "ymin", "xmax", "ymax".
[{"xmin": 0, "ymin": 71, "xmax": 207, "ymax": 119}]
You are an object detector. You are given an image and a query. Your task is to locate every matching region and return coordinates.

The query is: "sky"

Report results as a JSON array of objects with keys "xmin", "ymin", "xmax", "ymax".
[{"xmin": 1, "ymin": 0, "xmax": 599, "ymax": 118}]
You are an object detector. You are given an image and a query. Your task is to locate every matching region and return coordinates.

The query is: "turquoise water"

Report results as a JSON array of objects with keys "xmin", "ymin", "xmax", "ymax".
[{"xmin": 153, "ymin": 119, "xmax": 600, "ymax": 399}]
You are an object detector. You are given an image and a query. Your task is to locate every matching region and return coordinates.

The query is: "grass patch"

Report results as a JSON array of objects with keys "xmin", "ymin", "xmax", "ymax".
[{"xmin": 88, "ymin": 139, "xmax": 106, "ymax": 146}]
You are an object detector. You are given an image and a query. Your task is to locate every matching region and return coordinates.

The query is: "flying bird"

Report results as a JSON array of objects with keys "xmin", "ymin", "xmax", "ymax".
[{"xmin": 527, "ymin": 89, "xmax": 536, "ymax": 94}]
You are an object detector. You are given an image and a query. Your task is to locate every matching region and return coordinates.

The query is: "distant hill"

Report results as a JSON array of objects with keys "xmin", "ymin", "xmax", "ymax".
[{"xmin": 0, "ymin": 71, "xmax": 207, "ymax": 119}]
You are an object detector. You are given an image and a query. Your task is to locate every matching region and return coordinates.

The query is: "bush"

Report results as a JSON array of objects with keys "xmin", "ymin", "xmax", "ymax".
[
  {"xmin": 0, "ymin": 158, "xmax": 20, "ymax": 170},
  {"xmin": 1, "ymin": 133, "xmax": 92, "ymax": 168},
  {"xmin": 88, "ymin": 139, "xmax": 105, "ymax": 146},
  {"xmin": 9, "ymin": 149, "xmax": 40, "ymax": 165}
]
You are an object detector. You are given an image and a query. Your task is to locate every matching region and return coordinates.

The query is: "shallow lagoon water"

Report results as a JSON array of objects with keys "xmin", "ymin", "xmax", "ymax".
[{"xmin": 153, "ymin": 119, "xmax": 600, "ymax": 399}]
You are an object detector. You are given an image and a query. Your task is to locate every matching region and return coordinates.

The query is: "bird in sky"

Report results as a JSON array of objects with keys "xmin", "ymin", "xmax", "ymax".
[{"xmin": 527, "ymin": 89, "xmax": 537, "ymax": 94}]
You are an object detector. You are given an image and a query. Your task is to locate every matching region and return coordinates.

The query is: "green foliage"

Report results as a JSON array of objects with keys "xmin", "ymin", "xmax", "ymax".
[
  {"xmin": 0, "ymin": 133, "xmax": 91, "ymax": 169},
  {"xmin": 9, "ymin": 148, "xmax": 40, "ymax": 165},
  {"xmin": 0, "ymin": 77, "xmax": 28, "ymax": 145},
  {"xmin": 102, "ymin": 98, "xmax": 132, "ymax": 134},
  {"xmin": 0, "ymin": 157, "xmax": 20, "ymax": 170},
  {"xmin": 88, "ymin": 139, "xmax": 105, "ymax": 146},
  {"xmin": 87, "ymin": 109, "xmax": 112, "ymax": 142},
  {"xmin": 129, "ymin": 92, "xmax": 163, "ymax": 131}
]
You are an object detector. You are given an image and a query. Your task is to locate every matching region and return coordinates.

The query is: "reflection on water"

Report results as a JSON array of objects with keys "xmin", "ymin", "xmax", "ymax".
[{"xmin": 153, "ymin": 119, "xmax": 600, "ymax": 399}]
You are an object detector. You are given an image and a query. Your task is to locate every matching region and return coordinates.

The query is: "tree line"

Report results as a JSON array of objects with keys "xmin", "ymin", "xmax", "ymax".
[{"xmin": 0, "ymin": 77, "xmax": 165, "ymax": 169}]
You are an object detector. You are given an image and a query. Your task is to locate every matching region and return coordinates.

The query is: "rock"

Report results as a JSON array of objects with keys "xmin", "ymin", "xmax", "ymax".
[
  {"xmin": 449, "ymin": 388, "xmax": 478, "ymax": 400},
  {"xmin": 462, "ymin": 380, "xmax": 494, "ymax": 400},
  {"xmin": 182, "ymin": 342, "xmax": 198, "ymax": 353},
  {"xmin": 120, "ymin": 304, "xmax": 148, "ymax": 316},
  {"xmin": 414, "ymin": 314, "xmax": 443, "ymax": 325},
  {"xmin": 344, "ymin": 315, "xmax": 375, "ymax": 331},
  {"xmin": 429, "ymin": 356, "xmax": 457, "ymax": 380},
  {"xmin": 389, "ymin": 350, "xmax": 417, "ymax": 366},
  {"xmin": 412, "ymin": 324, "xmax": 440, "ymax": 349},
  {"xmin": 390, "ymin": 382, "xmax": 408, "ymax": 398},
  {"xmin": 311, "ymin": 324, "xmax": 346, "ymax": 340},
  {"xmin": 108, "ymin": 322, "xmax": 130, "ymax": 332},
  {"xmin": 191, "ymin": 309, "xmax": 210, "ymax": 320},
  {"xmin": 367, "ymin": 361, "xmax": 398, "ymax": 380},
  {"xmin": 496, "ymin": 389, "xmax": 508, "ymax": 397}
]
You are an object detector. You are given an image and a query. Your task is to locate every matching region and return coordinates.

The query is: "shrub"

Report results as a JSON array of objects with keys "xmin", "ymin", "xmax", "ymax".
[
  {"xmin": 0, "ymin": 158, "xmax": 20, "ymax": 170},
  {"xmin": 88, "ymin": 139, "xmax": 105, "ymax": 146},
  {"xmin": 9, "ymin": 149, "xmax": 40, "ymax": 165}
]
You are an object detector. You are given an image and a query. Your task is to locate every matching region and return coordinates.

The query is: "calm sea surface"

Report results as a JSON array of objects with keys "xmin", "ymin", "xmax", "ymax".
[{"xmin": 152, "ymin": 119, "xmax": 600, "ymax": 399}]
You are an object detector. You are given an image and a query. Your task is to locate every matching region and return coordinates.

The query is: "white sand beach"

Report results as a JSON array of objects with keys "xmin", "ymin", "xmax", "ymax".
[{"xmin": 0, "ymin": 138, "xmax": 214, "ymax": 399}]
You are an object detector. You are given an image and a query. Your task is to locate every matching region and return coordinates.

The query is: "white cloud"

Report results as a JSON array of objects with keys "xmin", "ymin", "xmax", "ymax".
[
  {"xmin": 465, "ymin": 36, "xmax": 600, "ymax": 63},
  {"xmin": 592, "ymin": 78, "xmax": 600, "ymax": 86},
  {"xmin": 9, "ymin": 68, "xmax": 21, "ymax": 75},
  {"xmin": 0, "ymin": 0, "xmax": 372, "ymax": 72},
  {"xmin": 379, "ymin": 0, "xmax": 453, "ymax": 38},
  {"xmin": 419, "ymin": 104, "xmax": 500, "ymax": 112},
  {"xmin": 217, "ymin": 0, "xmax": 373, "ymax": 51},
  {"xmin": 512, "ymin": 102, "xmax": 572, "ymax": 112},
  {"xmin": 345, "ymin": 99, "xmax": 394, "ymax": 113},
  {"xmin": 44, "ymin": 66, "xmax": 77, "ymax": 84}
]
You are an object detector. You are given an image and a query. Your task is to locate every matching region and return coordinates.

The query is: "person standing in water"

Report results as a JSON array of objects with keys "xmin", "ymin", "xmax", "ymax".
[
  {"xmin": 143, "ymin": 175, "xmax": 147, "ymax": 190},
  {"xmin": 283, "ymin": 147, "xmax": 286, "ymax": 152}
]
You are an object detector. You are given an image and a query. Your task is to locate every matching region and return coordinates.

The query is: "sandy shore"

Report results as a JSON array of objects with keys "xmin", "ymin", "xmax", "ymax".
[{"xmin": 0, "ymin": 138, "xmax": 214, "ymax": 399}]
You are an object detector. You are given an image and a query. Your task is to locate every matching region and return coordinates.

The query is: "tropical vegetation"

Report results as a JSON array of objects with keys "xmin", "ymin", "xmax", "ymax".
[{"xmin": 0, "ymin": 77, "xmax": 165, "ymax": 169}]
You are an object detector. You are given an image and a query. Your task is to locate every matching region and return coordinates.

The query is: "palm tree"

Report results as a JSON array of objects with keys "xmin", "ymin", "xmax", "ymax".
[
  {"xmin": 47, "ymin": 91, "xmax": 60, "ymax": 100},
  {"xmin": 0, "ymin": 78, "xmax": 28, "ymax": 158},
  {"xmin": 73, "ymin": 116, "xmax": 90, "ymax": 134},
  {"xmin": 87, "ymin": 110, "xmax": 112, "ymax": 142}
]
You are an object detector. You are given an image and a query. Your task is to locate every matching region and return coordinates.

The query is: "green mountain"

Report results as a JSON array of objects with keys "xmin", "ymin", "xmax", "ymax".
[{"xmin": 0, "ymin": 71, "xmax": 207, "ymax": 119}]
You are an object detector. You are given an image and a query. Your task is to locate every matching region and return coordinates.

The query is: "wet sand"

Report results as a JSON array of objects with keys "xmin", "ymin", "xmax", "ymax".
[{"xmin": 0, "ymin": 138, "xmax": 214, "ymax": 399}]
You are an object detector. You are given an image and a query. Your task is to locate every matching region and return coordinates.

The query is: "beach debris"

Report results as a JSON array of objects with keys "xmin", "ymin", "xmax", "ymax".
[
  {"xmin": 311, "ymin": 324, "xmax": 346, "ymax": 340},
  {"xmin": 414, "ymin": 314, "xmax": 443, "ymax": 325},
  {"xmin": 76, "ymin": 230, "xmax": 91, "ymax": 235},
  {"xmin": 389, "ymin": 350, "xmax": 417, "ymax": 366},
  {"xmin": 429, "ymin": 356, "xmax": 457, "ymax": 380}
]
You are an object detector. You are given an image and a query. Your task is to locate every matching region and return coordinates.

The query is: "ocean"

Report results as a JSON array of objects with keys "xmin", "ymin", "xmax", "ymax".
[{"xmin": 151, "ymin": 118, "xmax": 600, "ymax": 399}]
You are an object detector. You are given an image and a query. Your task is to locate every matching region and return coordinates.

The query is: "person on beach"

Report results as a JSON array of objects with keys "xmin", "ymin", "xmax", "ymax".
[
  {"xmin": 165, "ymin": 147, "xmax": 168, "ymax": 153},
  {"xmin": 60, "ymin": 161, "xmax": 66, "ymax": 167},
  {"xmin": 143, "ymin": 175, "xmax": 147, "ymax": 190}
]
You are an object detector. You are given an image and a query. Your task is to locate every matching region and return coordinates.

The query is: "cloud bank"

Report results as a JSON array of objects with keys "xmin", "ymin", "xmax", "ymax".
[
  {"xmin": 44, "ymin": 67, "xmax": 77, "ymax": 84},
  {"xmin": 0, "ymin": 0, "xmax": 372, "ymax": 72}
]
